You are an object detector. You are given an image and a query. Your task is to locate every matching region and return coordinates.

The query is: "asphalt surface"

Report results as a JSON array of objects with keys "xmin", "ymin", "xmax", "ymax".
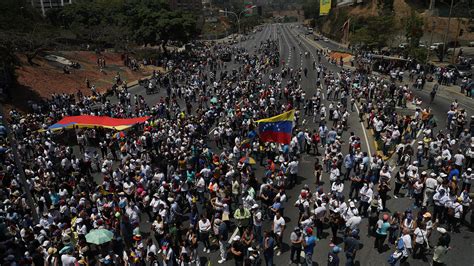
[{"xmin": 105, "ymin": 23, "xmax": 474, "ymax": 265}]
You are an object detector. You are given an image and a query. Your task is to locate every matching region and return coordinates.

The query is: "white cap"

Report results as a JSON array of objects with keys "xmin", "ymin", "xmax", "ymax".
[
  {"xmin": 233, "ymin": 235, "xmax": 241, "ymax": 241},
  {"xmin": 42, "ymin": 240, "xmax": 51, "ymax": 247},
  {"xmin": 437, "ymin": 227, "xmax": 447, "ymax": 234}
]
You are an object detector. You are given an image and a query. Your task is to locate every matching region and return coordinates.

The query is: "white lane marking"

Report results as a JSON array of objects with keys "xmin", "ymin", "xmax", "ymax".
[
  {"xmin": 354, "ymin": 104, "xmax": 373, "ymax": 160},
  {"xmin": 280, "ymin": 25, "xmax": 292, "ymax": 64},
  {"xmin": 283, "ymin": 25, "xmax": 303, "ymax": 68},
  {"xmin": 228, "ymin": 228, "xmax": 239, "ymax": 244},
  {"xmin": 288, "ymin": 27, "xmax": 317, "ymax": 63},
  {"xmin": 335, "ymin": 72, "xmax": 373, "ymax": 159}
]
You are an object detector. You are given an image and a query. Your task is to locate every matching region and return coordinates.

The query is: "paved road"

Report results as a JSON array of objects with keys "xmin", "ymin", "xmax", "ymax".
[{"xmin": 110, "ymin": 23, "xmax": 473, "ymax": 266}]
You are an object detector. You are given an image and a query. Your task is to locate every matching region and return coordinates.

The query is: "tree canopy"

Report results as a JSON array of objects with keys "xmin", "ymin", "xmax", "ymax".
[
  {"xmin": 52, "ymin": 0, "xmax": 198, "ymax": 49},
  {"xmin": 302, "ymin": 0, "xmax": 319, "ymax": 19},
  {"xmin": 350, "ymin": 16, "xmax": 396, "ymax": 50},
  {"xmin": 405, "ymin": 10, "xmax": 424, "ymax": 49}
]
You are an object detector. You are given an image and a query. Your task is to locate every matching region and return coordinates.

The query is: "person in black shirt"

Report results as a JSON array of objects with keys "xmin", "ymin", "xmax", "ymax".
[
  {"xmin": 231, "ymin": 235, "xmax": 245, "ymax": 266},
  {"xmin": 344, "ymin": 230, "xmax": 360, "ymax": 266},
  {"xmin": 327, "ymin": 246, "xmax": 341, "ymax": 266}
]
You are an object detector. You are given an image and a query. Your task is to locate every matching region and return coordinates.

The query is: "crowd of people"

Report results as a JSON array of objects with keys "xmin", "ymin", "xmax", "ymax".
[{"xmin": 0, "ymin": 24, "xmax": 472, "ymax": 266}]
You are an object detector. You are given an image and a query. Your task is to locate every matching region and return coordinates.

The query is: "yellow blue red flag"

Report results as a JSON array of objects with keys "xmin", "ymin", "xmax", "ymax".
[{"xmin": 256, "ymin": 110, "xmax": 295, "ymax": 144}]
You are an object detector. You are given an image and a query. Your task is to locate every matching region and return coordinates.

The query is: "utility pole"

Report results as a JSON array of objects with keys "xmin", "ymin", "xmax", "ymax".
[
  {"xmin": 0, "ymin": 105, "xmax": 39, "ymax": 223},
  {"xmin": 451, "ymin": 19, "xmax": 461, "ymax": 64},
  {"xmin": 429, "ymin": 0, "xmax": 435, "ymax": 11},
  {"xmin": 426, "ymin": 21, "xmax": 436, "ymax": 63}
]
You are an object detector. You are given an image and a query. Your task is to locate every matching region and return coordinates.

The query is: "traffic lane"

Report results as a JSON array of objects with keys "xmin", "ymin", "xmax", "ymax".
[
  {"xmin": 293, "ymin": 25, "xmax": 342, "ymax": 53},
  {"xmin": 288, "ymin": 25, "xmax": 377, "ymax": 158},
  {"xmin": 284, "ymin": 24, "xmax": 435, "ymax": 266},
  {"xmin": 198, "ymin": 24, "xmax": 321, "ymax": 266},
  {"xmin": 296, "ymin": 28, "xmax": 474, "ymax": 266},
  {"xmin": 279, "ymin": 24, "xmax": 384, "ymax": 265},
  {"xmin": 283, "ymin": 23, "xmax": 375, "ymax": 166},
  {"xmin": 278, "ymin": 25, "xmax": 297, "ymax": 69}
]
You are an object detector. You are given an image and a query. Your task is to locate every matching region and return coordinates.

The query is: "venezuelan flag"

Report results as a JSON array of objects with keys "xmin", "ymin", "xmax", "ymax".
[
  {"xmin": 48, "ymin": 115, "xmax": 150, "ymax": 131},
  {"xmin": 256, "ymin": 110, "xmax": 295, "ymax": 144}
]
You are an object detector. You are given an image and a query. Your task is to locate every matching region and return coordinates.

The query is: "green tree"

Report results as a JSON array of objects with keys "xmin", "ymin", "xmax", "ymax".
[
  {"xmin": 0, "ymin": 0, "xmax": 60, "ymax": 65},
  {"xmin": 302, "ymin": 0, "xmax": 319, "ymax": 19},
  {"xmin": 129, "ymin": 4, "xmax": 197, "ymax": 51},
  {"xmin": 57, "ymin": 0, "xmax": 132, "ymax": 49},
  {"xmin": 405, "ymin": 11, "xmax": 424, "ymax": 49},
  {"xmin": 350, "ymin": 16, "xmax": 396, "ymax": 50}
]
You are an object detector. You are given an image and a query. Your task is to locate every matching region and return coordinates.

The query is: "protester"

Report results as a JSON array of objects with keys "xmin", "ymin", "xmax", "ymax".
[{"xmin": 0, "ymin": 24, "xmax": 472, "ymax": 266}]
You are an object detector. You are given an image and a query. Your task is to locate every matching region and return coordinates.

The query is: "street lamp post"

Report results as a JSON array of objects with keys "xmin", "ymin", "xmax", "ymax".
[{"xmin": 219, "ymin": 6, "xmax": 256, "ymax": 35}]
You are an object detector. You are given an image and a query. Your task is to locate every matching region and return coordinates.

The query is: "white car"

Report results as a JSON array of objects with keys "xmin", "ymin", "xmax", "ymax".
[
  {"xmin": 399, "ymin": 43, "xmax": 408, "ymax": 49},
  {"xmin": 430, "ymin": 42, "xmax": 444, "ymax": 50}
]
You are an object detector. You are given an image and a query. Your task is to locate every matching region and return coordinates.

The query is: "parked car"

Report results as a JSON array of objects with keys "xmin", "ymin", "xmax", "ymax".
[
  {"xmin": 430, "ymin": 42, "xmax": 444, "ymax": 50},
  {"xmin": 399, "ymin": 43, "xmax": 408, "ymax": 49},
  {"xmin": 446, "ymin": 64, "xmax": 472, "ymax": 78}
]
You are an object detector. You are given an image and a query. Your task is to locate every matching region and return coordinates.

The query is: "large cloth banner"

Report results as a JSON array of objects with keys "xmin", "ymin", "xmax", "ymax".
[
  {"xmin": 320, "ymin": 0, "xmax": 332, "ymax": 16},
  {"xmin": 48, "ymin": 115, "xmax": 150, "ymax": 131}
]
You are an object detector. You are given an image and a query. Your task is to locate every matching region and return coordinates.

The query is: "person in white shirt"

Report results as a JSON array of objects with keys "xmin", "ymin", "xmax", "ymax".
[
  {"xmin": 400, "ymin": 228, "xmax": 412, "ymax": 263},
  {"xmin": 346, "ymin": 214, "xmax": 362, "ymax": 231},
  {"xmin": 453, "ymin": 150, "xmax": 465, "ymax": 168},
  {"xmin": 412, "ymin": 224, "xmax": 428, "ymax": 259},
  {"xmin": 288, "ymin": 159, "xmax": 299, "ymax": 187},
  {"xmin": 343, "ymin": 201, "xmax": 359, "ymax": 221},
  {"xmin": 423, "ymin": 173, "xmax": 438, "ymax": 207},
  {"xmin": 461, "ymin": 168, "xmax": 473, "ymax": 191},
  {"xmin": 329, "ymin": 164, "xmax": 340, "ymax": 184},
  {"xmin": 272, "ymin": 211, "xmax": 286, "ymax": 256},
  {"xmin": 452, "ymin": 198, "xmax": 463, "ymax": 232},
  {"xmin": 331, "ymin": 179, "xmax": 344, "ymax": 197},
  {"xmin": 60, "ymin": 250, "xmax": 77, "ymax": 266},
  {"xmin": 198, "ymin": 215, "xmax": 211, "ymax": 253},
  {"xmin": 358, "ymin": 182, "xmax": 373, "ymax": 217}
]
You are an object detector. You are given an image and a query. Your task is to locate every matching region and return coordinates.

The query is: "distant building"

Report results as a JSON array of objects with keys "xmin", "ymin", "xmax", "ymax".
[
  {"xmin": 169, "ymin": 0, "xmax": 203, "ymax": 13},
  {"xmin": 31, "ymin": 0, "xmax": 73, "ymax": 16}
]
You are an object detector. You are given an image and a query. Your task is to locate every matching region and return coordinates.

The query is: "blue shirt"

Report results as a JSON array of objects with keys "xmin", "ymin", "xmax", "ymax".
[
  {"xmin": 272, "ymin": 202, "xmax": 282, "ymax": 211},
  {"xmin": 344, "ymin": 154, "xmax": 354, "ymax": 169},
  {"xmin": 376, "ymin": 221, "xmax": 390, "ymax": 235},
  {"xmin": 305, "ymin": 235, "xmax": 317, "ymax": 254},
  {"xmin": 448, "ymin": 168, "xmax": 459, "ymax": 181}
]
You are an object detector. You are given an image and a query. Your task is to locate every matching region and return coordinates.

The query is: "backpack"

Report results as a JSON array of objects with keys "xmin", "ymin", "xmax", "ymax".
[{"xmin": 296, "ymin": 200, "xmax": 306, "ymax": 213}]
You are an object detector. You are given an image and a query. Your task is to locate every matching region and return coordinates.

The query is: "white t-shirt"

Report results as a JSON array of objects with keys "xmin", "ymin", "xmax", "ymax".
[
  {"xmin": 402, "ymin": 234, "xmax": 412, "ymax": 249},
  {"xmin": 273, "ymin": 216, "xmax": 285, "ymax": 235},
  {"xmin": 61, "ymin": 254, "xmax": 77, "ymax": 266},
  {"xmin": 345, "ymin": 216, "xmax": 362, "ymax": 230},
  {"xmin": 453, "ymin": 154, "xmax": 465, "ymax": 166},
  {"xmin": 198, "ymin": 219, "xmax": 211, "ymax": 233},
  {"xmin": 413, "ymin": 227, "xmax": 426, "ymax": 244}
]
